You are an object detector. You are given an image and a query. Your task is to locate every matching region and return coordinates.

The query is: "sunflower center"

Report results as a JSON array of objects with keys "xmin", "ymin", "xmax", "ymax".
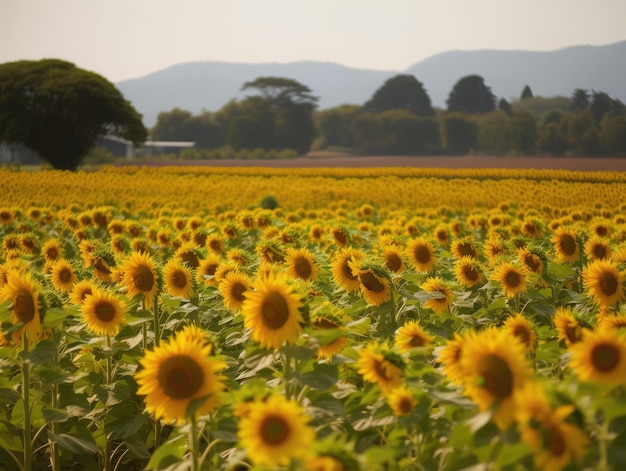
[
  {"xmin": 524, "ymin": 254, "xmax": 542, "ymax": 273},
  {"xmin": 385, "ymin": 253, "xmax": 402, "ymax": 272},
  {"xmin": 546, "ymin": 426, "xmax": 567, "ymax": 457},
  {"xmin": 591, "ymin": 343, "xmax": 620, "ymax": 372},
  {"xmin": 593, "ymin": 244, "xmax": 608, "ymax": 260},
  {"xmin": 180, "ymin": 252, "xmax": 199, "ymax": 269},
  {"xmin": 463, "ymin": 266, "xmax": 480, "ymax": 281},
  {"xmin": 259, "ymin": 415, "xmax": 291, "ymax": 446},
  {"xmin": 415, "ymin": 246, "xmax": 432, "ymax": 264},
  {"xmin": 261, "ymin": 292, "xmax": 290, "ymax": 330},
  {"xmin": 564, "ymin": 323, "xmax": 582, "ymax": 344},
  {"xmin": 560, "ymin": 234, "xmax": 577, "ymax": 256},
  {"xmin": 14, "ymin": 291, "xmax": 35, "ymax": 323},
  {"xmin": 94, "ymin": 258, "xmax": 111, "ymax": 275},
  {"xmin": 171, "ymin": 271, "xmax": 188, "ymax": 289},
  {"xmin": 59, "ymin": 268, "xmax": 72, "ymax": 283},
  {"xmin": 598, "ymin": 271, "xmax": 618, "ymax": 296},
  {"xmin": 134, "ymin": 265, "xmax": 155, "ymax": 292},
  {"xmin": 504, "ymin": 270, "xmax": 521, "ymax": 288},
  {"xmin": 47, "ymin": 248, "xmax": 59, "ymax": 259},
  {"xmin": 294, "ymin": 257, "xmax": 312, "ymax": 279},
  {"xmin": 374, "ymin": 360, "xmax": 392, "ymax": 381},
  {"xmin": 313, "ymin": 318, "xmax": 338, "ymax": 330},
  {"xmin": 479, "ymin": 354, "xmax": 514, "ymax": 399},
  {"xmin": 342, "ymin": 261, "xmax": 357, "ymax": 281},
  {"xmin": 158, "ymin": 355, "xmax": 204, "ymax": 399},
  {"xmin": 398, "ymin": 397, "xmax": 414, "ymax": 415},
  {"xmin": 333, "ymin": 230, "xmax": 348, "ymax": 246},
  {"xmin": 231, "ymin": 282, "xmax": 247, "ymax": 302},
  {"xmin": 457, "ymin": 243, "xmax": 476, "ymax": 258},
  {"xmin": 513, "ymin": 325, "xmax": 531, "ymax": 346},
  {"xmin": 359, "ymin": 271, "xmax": 385, "ymax": 293},
  {"xmin": 95, "ymin": 301, "xmax": 116, "ymax": 322},
  {"xmin": 409, "ymin": 334, "xmax": 426, "ymax": 347}
]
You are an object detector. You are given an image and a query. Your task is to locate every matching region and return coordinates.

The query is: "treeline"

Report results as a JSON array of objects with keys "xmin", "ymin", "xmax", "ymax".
[{"xmin": 144, "ymin": 74, "xmax": 626, "ymax": 159}]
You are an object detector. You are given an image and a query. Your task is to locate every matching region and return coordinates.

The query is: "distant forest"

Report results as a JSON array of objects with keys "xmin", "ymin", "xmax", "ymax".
[{"xmin": 97, "ymin": 73, "xmax": 626, "ymax": 162}]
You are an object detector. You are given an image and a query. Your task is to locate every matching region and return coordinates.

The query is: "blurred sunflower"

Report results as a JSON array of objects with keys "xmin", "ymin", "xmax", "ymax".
[
  {"xmin": 50, "ymin": 259, "xmax": 77, "ymax": 293},
  {"xmin": 406, "ymin": 237, "xmax": 438, "ymax": 272},
  {"xmin": 584, "ymin": 235, "xmax": 611, "ymax": 261},
  {"xmin": 492, "ymin": 262, "xmax": 528, "ymax": 298},
  {"xmin": 502, "ymin": 313, "xmax": 537, "ymax": 352},
  {"xmin": 219, "ymin": 270, "xmax": 252, "ymax": 312},
  {"xmin": 0, "ymin": 269, "xmax": 42, "ymax": 345},
  {"xmin": 451, "ymin": 237, "xmax": 478, "ymax": 260},
  {"xmin": 122, "ymin": 251, "xmax": 159, "ymax": 308},
  {"xmin": 554, "ymin": 307, "xmax": 585, "ymax": 347},
  {"xmin": 386, "ymin": 386, "xmax": 418, "ymax": 417},
  {"xmin": 0, "ymin": 207, "xmax": 15, "ymax": 225},
  {"xmin": 350, "ymin": 263, "xmax": 391, "ymax": 306},
  {"xmin": 518, "ymin": 247, "xmax": 545, "ymax": 275},
  {"xmin": 380, "ymin": 244, "xmax": 407, "ymax": 274},
  {"xmin": 330, "ymin": 247, "xmax": 366, "ymax": 292},
  {"xmin": 69, "ymin": 279, "xmax": 98, "ymax": 306},
  {"xmin": 395, "ymin": 320, "xmax": 433, "ymax": 353},
  {"xmin": 205, "ymin": 234, "xmax": 225, "ymax": 256},
  {"xmin": 41, "ymin": 238, "xmax": 63, "ymax": 263},
  {"xmin": 81, "ymin": 288, "xmax": 126, "ymax": 336},
  {"xmin": 237, "ymin": 394, "xmax": 314, "ymax": 467},
  {"xmin": 285, "ymin": 247, "xmax": 319, "ymax": 282},
  {"xmin": 551, "ymin": 227, "xmax": 579, "ymax": 264},
  {"xmin": 136, "ymin": 332, "xmax": 226, "ymax": 425},
  {"xmin": 421, "ymin": 277, "xmax": 453, "ymax": 314},
  {"xmin": 454, "ymin": 256, "xmax": 484, "ymax": 288},
  {"xmin": 569, "ymin": 328, "xmax": 626, "ymax": 384},
  {"xmin": 163, "ymin": 258, "xmax": 193, "ymax": 298},
  {"xmin": 241, "ymin": 272, "xmax": 304, "ymax": 349},
  {"xmin": 582, "ymin": 259, "xmax": 625, "ymax": 309},
  {"xmin": 175, "ymin": 244, "xmax": 202, "ymax": 269},
  {"xmin": 356, "ymin": 343, "xmax": 404, "ymax": 394},
  {"xmin": 311, "ymin": 309, "xmax": 348, "ymax": 361},
  {"xmin": 437, "ymin": 332, "xmax": 467, "ymax": 385},
  {"xmin": 196, "ymin": 254, "xmax": 221, "ymax": 287}
]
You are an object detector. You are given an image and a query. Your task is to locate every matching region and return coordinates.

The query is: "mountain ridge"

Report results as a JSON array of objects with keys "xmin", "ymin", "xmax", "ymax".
[{"xmin": 116, "ymin": 41, "xmax": 626, "ymax": 127}]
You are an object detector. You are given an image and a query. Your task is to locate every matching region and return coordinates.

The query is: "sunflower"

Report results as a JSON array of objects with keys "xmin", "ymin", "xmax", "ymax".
[
  {"xmin": 163, "ymin": 258, "xmax": 193, "ymax": 298},
  {"xmin": 554, "ymin": 307, "xmax": 585, "ymax": 347},
  {"xmin": 356, "ymin": 343, "xmax": 404, "ymax": 394},
  {"xmin": 483, "ymin": 238, "xmax": 506, "ymax": 263},
  {"xmin": 219, "ymin": 270, "xmax": 252, "ymax": 312},
  {"xmin": 597, "ymin": 314, "xmax": 626, "ymax": 331},
  {"xmin": 176, "ymin": 324, "xmax": 214, "ymax": 351},
  {"xmin": 451, "ymin": 237, "xmax": 478, "ymax": 260},
  {"xmin": 241, "ymin": 272, "xmax": 304, "ymax": 349},
  {"xmin": 421, "ymin": 277, "xmax": 453, "ymax": 314},
  {"xmin": 311, "ymin": 313, "xmax": 348, "ymax": 361},
  {"xmin": 237, "ymin": 394, "xmax": 314, "ymax": 467},
  {"xmin": 502, "ymin": 313, "xmax": 537, "ymax": 352},
  {"xmin": 406, "ymin": 237, "xmax": 438, "ymax": 272},
  {"xmin": 492, "ymin": 262, "xmax": 528, "ymax": 298},
  {"xmin": 515, "ymin": 382, "xmax": 588, "ymax": 471},
  {"xmin": 386, "ymin": 386, "xmax": 418, "ymax": 417},
  {"xmin": 308, "ymin": 224, "xmax": 325, "ymax": 243},
  {"xmin": 569, "ymin": 328, "xmax": 626, "ymax": 384},
  {"xmin": 41, "ymin": 239, "xmax": 63, "ymax": 263},
  {"xmin": 0, "ymin": 207, "xmax": 15, "ymax": 225},
  {"xmin": 582, "ymin": 259, "xmax": 625, "ymax": 309},
  {"xmin": 454, "ymin": 256, "xmax": 484, "ymax": 288},
  {"xmin": 584, "ymin": 235, "xmax": 612, "ymax": 261},
  {"xmin": 460, "ymin": 328, "xmax": 531, "ymax": 429},
  {"xmin": 330, "ymin": 247, "xmax": 366, "ymax": 292},
  {"xmin": 380, "ymin": 244, "xmax": 407, "ymax": 274},
  {"xmin": 551, "ymin": 227, "xmax": 579, "ymax": 264},
  {"xmin": 395, "ymin": 320, "xmax": 433, "ymax": 353},
  {"xmin": 518, "ymin": 247, "xmax": 545, "ymax": 275},
  {"xmin": 50, "ymin": 259, "xmax": 77, "ymax": 293},
  {"xmin": 285, "ymin": 247, "xmax": 319, "ymax": 282},
  {"xmin": 205, "ymin": 234, "xmax": 225, "ymax": 256},
  {"xmin": 350, "ymin": 263, "xmax": 391, "ymax": 306},
  {"xmin": 81, "ymin": 288, "xmax": 126, "ymax": 336},
  {"xmin": 196, "ymin": 254, "xmax": 221, "ymax": 287},
  {"xmin": 437, "ymin": 332, "xmax": 467, "ymax": 385},
  {"xmin": 0, "ymin": 270, "xmax": 42, "ymax": 345},
  {"xmin": 122, "ymin": 251, "xmax": 159, "ymax": 308},
  {"xmin": 226, "ymin": 247, "xmax": 250, "ymax": 268},
  {"xmin": 330, "ymin": 226, "xmax": 350, "ymax": 247},
  {"xmin": 305, "ymin": 455, "xmax": 351, "ymax": 471},
  {"xmin": 175, "ymin": 244, "xmax": 202, "ymax": 269},
  {"xmin": 136, "ymin": 332, "xmax": 226, "ymax": 425}
]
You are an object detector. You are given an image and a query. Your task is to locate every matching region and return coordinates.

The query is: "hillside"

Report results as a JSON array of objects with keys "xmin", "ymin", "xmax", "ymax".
[{"xmin": 116, "ymin": 41, "xmax": 626, "ymax": 127}]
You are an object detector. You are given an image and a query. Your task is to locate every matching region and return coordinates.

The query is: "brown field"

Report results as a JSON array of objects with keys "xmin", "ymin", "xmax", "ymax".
[{"xmin": 127, "ymin": 153, "xmax": 626, "ymax": 171}]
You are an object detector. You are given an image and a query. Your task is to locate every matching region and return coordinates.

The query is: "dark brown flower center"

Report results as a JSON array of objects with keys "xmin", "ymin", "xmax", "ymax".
[
  {"xmin": 559, "ymin": 234, "xmax": 577, "ymax": 256},
  {"xmin": 95, "ymin": 301, "xmax": 116, "ymax": 322},
  {"xmin": 14, "ymin": 291, "xmax": 35, "ymax": 323},
  {"xmin": 231, "ymin": 282, "xmax": 247, "ymax": 302},
  {"xmin": 259, "ymin": 415, "xmax": 290, "ymax": 446},
  {"xmin": 158, "ymin": 355, "xmax": 204, "ymax": 399},
  {"xmin": 59, "ymin": 268, "xmax": 72, "ymax": 283},
  {"xmin": 46, "ymin": 248, "xmax": 59, "ymax": 260},
  {"xmin": 409, "ymin": 334, "xmax": 426, "ymax": 347},
  {"xmin": 592, "ymin": 244, "xmax": 608, "ymax": 260},
  {"xmin": 504, "ymin": 270, "xmax": 521, "ymax": 288},
  {"xmin": 171, "ymin": 271, "xmax": 188, "ymax": 289},
  {"xmin": 359, "ymin": 271, "xmax": 385, "ymax": 293},
  {"xmin": 294, "ymin": 256, "xmax": 312, "ymax": 280},
  {"xmin": 342, "ymin": 260, "xmax": 357, "ymax": 281},
  {"xmin": 513, "ymin": 325, "xmax": 532, "ymax": 347},
  {"xmin": 524, "ymin": 254, "xmax": 542, "ymax": 273},
  {"xmin": 398, "ymin": 397, "xmax": 414, "ymax": 415},
  {"xmin": 479, "ymin": 354, "xmax": 513, "ymax": 399},
  {"xmin": 457, "ymin": 243, "xmax": 477, "ymax": 258},
  {"xmin": 463, "ymin": 265, "xmax": 480, "ymax": 281},
  {"xmin": 133, "ymin": 265, "xmax": 155, "ymax": 292},
  {"xmin": 261, "ymin": 292, "xmax": 290, "ymax": 329},
  {"xmin": 546, "ymin": 425, "xmax": 567, "ymax": 457},
  {"xmin": 415, "ymin": 245, "xmax": 432, "ymax": 264},
  {"xmin": 385, "ymin": 253, "xmax": 402, "ymax": 272},
  {"xmin": 598, "ymin": 271, "xmax": 618, "ymax": 297},
  {"xmin": 591, "ymin": 343, "xmax": 620, "ymax": 372},
  {"xmin": 180, "ymin": 251, "xmax": 199, "ymax": 269}
]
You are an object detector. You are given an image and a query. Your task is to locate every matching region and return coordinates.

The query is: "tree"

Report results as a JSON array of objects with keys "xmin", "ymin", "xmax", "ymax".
[
  {"xmin": 571, "ymin": 88, "xmax": 590, "ymax": 111},
  {"xmin": 0, "ymin": 59, "xmax": 146, "ymax": 170},
  {"xmin": 446, "ymin": 75, "xmax": 496, "ymax": 114},
  {"xmin": 476, "ymin": 111, "xmax": 511, "ymax": 155},
  {"xmin": 520, "ymin": 85, "xmax": 534, "ymax": 100},
  {"xmin": 364, "ymin": 74, "xmax": 435, "ymax": 117},
  {"xmin": 151, "ymin": 108, "xmax": 223, "ymax": 149},
  {"xmin": 317, "ymin": 105, "xmax": 364, "ymax": 148},
  {"xmin": 440, "ymin": 113, "xmax": 478, "ymax": 155},
  {"xmin": 568, "ymin": 110, "xmax": 601, "ymax": 155},
  {"xmin": 600, "ymin": 115, "xmax": 626, "ymax": 154},
  {"xmin": 498, "ymin": 98, "xmax": 513, "ymax": 116},
  {"xmin": 509, "ymin": 112, "xmax": 537, "ymax": 155}
]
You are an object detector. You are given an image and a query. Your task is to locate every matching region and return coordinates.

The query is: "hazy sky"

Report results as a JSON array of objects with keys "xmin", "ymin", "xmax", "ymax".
[{"xmin": 2, "ymin": 0, "xmax": 626, "ymax": 83}]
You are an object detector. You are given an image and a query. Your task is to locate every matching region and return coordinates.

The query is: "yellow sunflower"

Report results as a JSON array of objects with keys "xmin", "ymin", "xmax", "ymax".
[
  {"xmin": 41, "ymin": 238, "xmax": 63, "ymax": 263},
  {"xmin": 285, "ymin": 247, "xmax": 319, "ymax": 282},
  {"xmin": 80, "ymin": 288, "xmax": 127, "ymax": 336},
  {"xmin": 241, "ymin": 272, "xmax": 304, "ymax": 349},
  {"xmin": 437, "ymin": 332, "xmax": 468, "ymax": 385},
  {"xmin": 219, "ymin": 270, "xmax": 252, "ymax": 312},
  {"xmin": 551, "ymin": 227, "xmax": 579, "ymax": 264},
  {"xmin": 518, "ymin": 247, "xmax": 545, "ymax": 275},
  {"xmin": 163, "ymin": 258, "xmax": 193, "ymax": 298},
  {"xmin": 582, "ymin": 259, "xmax": 625, "ymax": 309},
  {"xmin": 0, "ymin": 207, "xmax": 15, "ymax": 225},
  {"xmin": 69, "ymin": 279, "xmax": 98, "ymax": 306},
  {"xmin": 460, "ymin": 328, "xmax": 531, "ymax": 429},
  {"xmin": 350, "ymin": 263, "xmax": 391, "ymax": 306},
  {"xmin": 356, "ymin": 343, "xmax": 404, "ymax": 394},
  {"xmin": 454, "ymin": 256, "xmax": 484, "ymax": 288},
  {"xmin": 311, "ymin": 315, "xmax": 348, "ymax": 361},
  {"xmin": 237, "ymin": 394, "xmax": 314, "ymax": 468},
  {"xmin": 395, "ymin": 320, "xmax": 434, "ymax": 353},
  {"xmin": 483, "ymin": 237, "xmax": 506, "ymax": 262},
  {"xmin": 196, "ymin": 254, "xmax": 221, "ymax": 287},
  {"xmin": 305, "ymin": 455, "xmax": 350, "ymax": 471},
  {"xmin": 380, "ymin": 244, "xmax": 407, "ymax": 274},
  {"xmin": 492, "ymin": 262, "xmax": 528, "ymax": 298},
  {"xmin": 330, "ymin": 247, "xmax": 366, "ymax": 293},
  {"xmin": 406, "ymin": 237, "xmax": 438, "ymax": 272},
  {"xmin": 584, "ymin": 235, "xmax": 611, "ymax": 261},
  {"xmin": 569, "ymin": 328, "xmax": 626, "ymax": 384},
  {"xmin": 502, "ymin": 313, "xmax": 537, "ymax": 352},
  {"xmin": 176, "ymin": 324, "xmax": 214, "ymax": 351},
  {"xmin": 386, "ymin": 386, "xmax": 418, "ymax": 417},
  {"xmin": 515, "ymin": 382, "xmax": 588, "ymax": 471},
  {"xmin": 554, "ymin": 307, "xmax": 585, "ymax": 347},
  {"xmin": 136, "ymin": 332, "xmax": 226, "ymax": 425},
  {"xmin": 0, "ymin": 270, "xmax": 42, "ymax": 345},
  {"xmin": 122, "ymin": 251, "xmax": 159, "ymax": 308},
  {"xmin": 451, "ymin": 237, "xmax": 479, "ymax": 260},
  {"xmin": 50, "ymin": 259, "xmax": 77, "ymax": 293},
  {"xmin": 421, "ymin": 277, "xmax": 453, "ymax": 314}
]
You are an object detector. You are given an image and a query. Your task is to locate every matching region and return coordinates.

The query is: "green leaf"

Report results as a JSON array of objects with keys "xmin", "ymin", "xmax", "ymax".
[
  {"xmin": 106, "ymin": 412, "xmax": 147, "ymax": 440},
  {"xmin": 186, "ymin": 394, "xmax": 213, "ymax": 418},
  {"xmin": 124, "ymin": 437, "xmax": 151, "ymax": 460},
  {"xmin": 0, "ymin": 420, "xmax": 22, "ymax": 451},
  {"xmin": 42, "ymin": 407, "xmax": 68, "ymax": 423},
  {"xmin": 364, "ymin": 446, "xmax": 397, "ymax": 466},
  {"xmin": 146, "ymin": 435, "xmax": 186, "ymax": 470},
  {"xmin": 32, "ymin": 366, "xmax": 70, "ymax": 385},
  {"xmin": 298, "ymin": 363, "xmax": 339, "ymax": 390},
  {"xmin": 42, "ymin": 305, "xmax": 77, "ymax": 329},
  {"xmin": 48, "ymin": 432, "xmax": 98, "ymax": 455}
]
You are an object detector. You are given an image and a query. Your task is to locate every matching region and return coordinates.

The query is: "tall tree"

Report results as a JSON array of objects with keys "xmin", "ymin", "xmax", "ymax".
[
  {"xmin": 520, "ymin": 85, "xmax": 534, "ymax": 100},
  {"xmin": 446, "ymin": 75, "xmax": 496, "ymax": 114},
  {"xmin": 571, "ymin": 88, "xmax": 590, "ymax": 111},
  {"xmin": 151, "ymin": 108, "xmax": 223, "ymax": 149},
  {"xmin": 364, "ymin": 74, "xmax": 435, "ymax": 117},
  {"xmin": 0, "ymin": 59, "xmax": 146, "ymax": 170}
]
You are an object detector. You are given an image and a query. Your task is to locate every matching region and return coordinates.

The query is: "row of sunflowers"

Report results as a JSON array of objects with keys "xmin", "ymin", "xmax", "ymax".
[{"xmin": 1, "ymin": 166, "xmax": 626, "ymax": 470}]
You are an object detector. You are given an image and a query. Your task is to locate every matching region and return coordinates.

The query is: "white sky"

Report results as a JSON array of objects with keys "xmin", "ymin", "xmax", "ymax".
[{"xmin": 2, "ymin": 0, "xmax": 626, "ymax": 83}]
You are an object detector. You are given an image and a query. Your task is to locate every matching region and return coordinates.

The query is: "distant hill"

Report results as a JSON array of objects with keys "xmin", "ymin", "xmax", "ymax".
[{"xmin": 117, "ymin": 41, "xmax": 626, "ymax": 127}]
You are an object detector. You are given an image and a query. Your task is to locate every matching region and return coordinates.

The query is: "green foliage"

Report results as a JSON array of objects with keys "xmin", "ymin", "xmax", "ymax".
[
  {"xmin": 520, "ymin": 85, "xmax": 534, "ymax": 100},
  {"xmin": 440, "ymin": 112, "xmax": 478, "ymax": 155},
  {"xmin": 364, "ymin": 74, "xmax": 435, "ymax": 117},
  {"xmin": 0, "ymin": 59, "xmax": 147, "ymax": 171},
  {"xmin": 151, "ymin": 108, "xmax": 224, "ymax": 150},
  {"xmin": 538, "ymin": 122, "xmax": 569, "ymax": 156},
  {"xmin": 446, "ymin": 75, "xmax": 496, "ymax": 114},
  {"xmin": 82, "ymin": 147, "xmax": 120, "ymax": 166},
  {"xmin": 509, "ymin": 112, "xmax": 538, "ymax": 155},
  {"xmin": 600, "ymin": 115, "xmax": 626, "ymax": 155},
  {"xmin": 227, "ymin": 111, "xmax": 274, "ymax": 151},
  {"xmin": 317, "ymin": 105, "xmax": 364, "ymax": 148},
  {"xmin": 260, "ymin": 194, "xmax": 279, "ymax": 209},
  {"xmin": 568, "ymin": 110, "xmax": 601, "ymax": 155},
  {"xmin": 476, "ymin": 111, "xmax": 512, "ymax": 155},
  {"xmin": 511, "ymin": 96, "xmax": 573, "ymax": 118}
]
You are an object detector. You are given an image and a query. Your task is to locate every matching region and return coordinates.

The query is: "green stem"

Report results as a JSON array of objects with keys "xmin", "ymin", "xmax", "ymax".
[
  {"xmin": 49, "ymin": 383, "xmax": 60, "ymax": 471},
  {"xmin": 597, "ymin": 417, "xmax": 610, "ymax": 471},
  {"xmin": 283, "ymin": 351, "xmax": 292, "ymax": 400},
  {"xmin": 106, "ymin": 335, "xmax": 113, "ymax": 386},
  {"xmin": 189, "ymin": 415, "xmax": 199, "ymax": 471},
  {"xmin": 22, "ymin": 333, "xmax": 32, "ymax": 471},
  {"xmin": 152, "ymin": 295, "xmax": 160, "ymax": 348},
  {"xmin": 103, "ymin": 335, "xmax": 113, "ymax": 471}
]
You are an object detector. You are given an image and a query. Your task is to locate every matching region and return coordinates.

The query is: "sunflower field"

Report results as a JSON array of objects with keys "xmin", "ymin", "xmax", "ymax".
[{"xmin": 2, "ymin": 165, "xmax": 626, "ymax": 471}]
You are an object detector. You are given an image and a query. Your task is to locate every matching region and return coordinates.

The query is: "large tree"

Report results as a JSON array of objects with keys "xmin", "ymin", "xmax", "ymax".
[
  {"xmin": 364, "ymin": 74, "xmax": 435, "ymax": 117},
  {"xmin": 0, "ymin": 59, "xmax": 147, "ymax": 170},
  {"xmin": 151, "ymin": 108, "xmax": 223, "ymax": 149},
  {"xmin": 446, "ymin": 75, "xmax": 496, "ymax": 114}
]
